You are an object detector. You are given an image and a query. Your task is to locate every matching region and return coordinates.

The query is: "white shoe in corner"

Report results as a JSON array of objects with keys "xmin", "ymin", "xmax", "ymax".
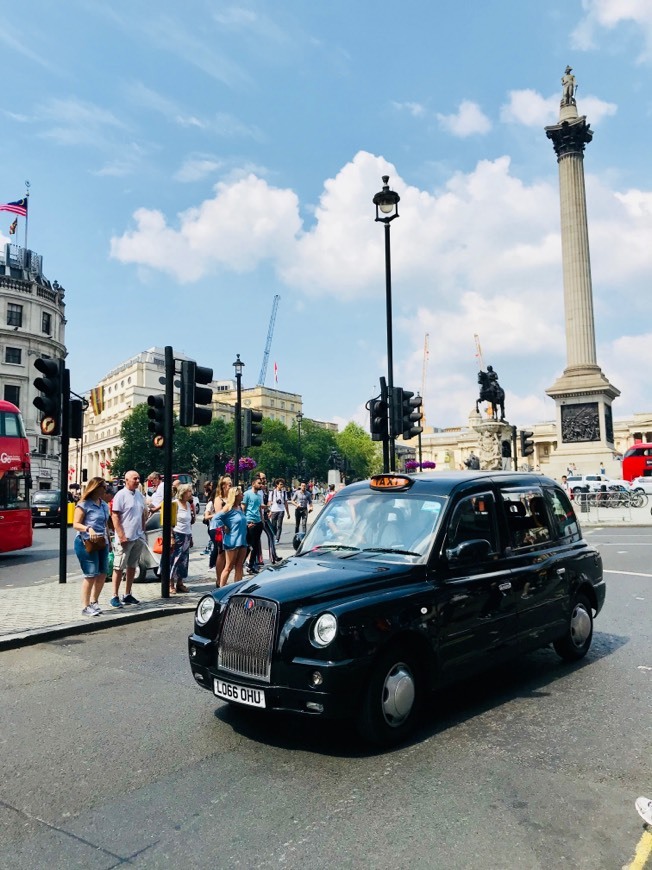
[{"xmin": 635, "ymin": 797, "xmax": 652, "ymax": 826}]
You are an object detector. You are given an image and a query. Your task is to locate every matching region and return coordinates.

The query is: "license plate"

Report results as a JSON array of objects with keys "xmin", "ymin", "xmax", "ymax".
[
  {"xmin": 39, "ymin": 510, "xmax": 48, "ymax": 515},
  {"xmin": 214, "ymin": 678, "xmax": 266, "ymax": 708}
]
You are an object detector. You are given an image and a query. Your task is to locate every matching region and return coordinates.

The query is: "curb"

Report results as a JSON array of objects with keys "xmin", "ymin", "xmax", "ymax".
[{"xmin": 0, "ymin": 601, "xmax": 199, "ymax": 652}]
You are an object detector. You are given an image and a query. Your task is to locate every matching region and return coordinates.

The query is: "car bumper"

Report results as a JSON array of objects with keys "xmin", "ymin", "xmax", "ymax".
[{"xmin": 188, "ymin": 632, "xmax": 369, "ymax": 719}]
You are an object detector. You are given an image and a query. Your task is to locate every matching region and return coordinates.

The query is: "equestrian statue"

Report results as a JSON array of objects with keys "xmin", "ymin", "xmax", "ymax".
[{"xmin": 476, "ymin": 365, "xmax": 506, "ymax": 422}]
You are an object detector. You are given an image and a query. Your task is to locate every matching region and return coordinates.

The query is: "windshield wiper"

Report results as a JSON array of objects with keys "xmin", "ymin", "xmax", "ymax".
[
  {"xmin": 300, "ymin": 544, "xmax": 361, "ymax": 554},
  {"xmin": 360, "ymin": 547, "xmax": 421, "ymax": 557}
]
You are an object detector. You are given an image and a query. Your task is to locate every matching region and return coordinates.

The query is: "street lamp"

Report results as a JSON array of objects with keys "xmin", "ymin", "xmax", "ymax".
[
  {"xmin": 233, "ymin": 354, "xmax": 244, "ymax": 487},
  {"xmin": 373, "ymin": 175, "xmax": 400, "ymax": 473},
  {"xmin": 296, "ymin": 410, "xmax": 303, "ymax": 479}
]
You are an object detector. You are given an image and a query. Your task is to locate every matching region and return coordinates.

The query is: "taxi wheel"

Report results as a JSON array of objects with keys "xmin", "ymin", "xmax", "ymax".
[
  {"xmin": 553, "ymin": 593, "xmax": 593, "ymax": 662},
  {"xmin": 356, "ymin": 647, "xmax": 421, "ymax": 746}
]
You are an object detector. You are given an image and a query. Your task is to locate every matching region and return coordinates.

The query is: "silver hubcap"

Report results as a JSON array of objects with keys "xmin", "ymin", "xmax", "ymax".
[
  {"xmin": 570, "ymin": 603, "xmax": 591, "ymax": 648},
  {"xmin": 381, "ymin": 662, "xmax": 415, "ymax": 727}
]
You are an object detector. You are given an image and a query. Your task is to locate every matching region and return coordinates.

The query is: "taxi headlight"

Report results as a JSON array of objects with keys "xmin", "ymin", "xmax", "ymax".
[
  {"xmin": 196, "ymin": 596, "xmax": 216, "ymax": 626},
  {"xmin": 311, "ymin": 612, "xmax": 338, "ymax": 647}
]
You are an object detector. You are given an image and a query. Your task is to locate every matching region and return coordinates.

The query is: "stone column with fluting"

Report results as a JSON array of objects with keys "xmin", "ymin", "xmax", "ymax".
[{"xmin": 544, "ymin": 70, "xmax": 619, "ymax": 470}]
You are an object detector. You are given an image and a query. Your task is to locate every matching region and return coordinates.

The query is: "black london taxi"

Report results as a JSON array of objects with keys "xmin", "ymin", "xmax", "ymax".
[{"xmin": 188, "ymin": 472, "xmax": 605, "ymax": 746}]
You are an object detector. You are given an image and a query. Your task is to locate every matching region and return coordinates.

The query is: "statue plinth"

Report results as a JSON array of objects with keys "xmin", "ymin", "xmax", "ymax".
[{"xmin": 471, "ymin": 418, "xmax": 513, "ymax": 471}]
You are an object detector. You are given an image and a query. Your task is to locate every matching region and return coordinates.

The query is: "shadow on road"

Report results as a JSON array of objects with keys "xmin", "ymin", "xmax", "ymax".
[{"xmin": 212, "ymin": 629, "xmax": 629, "ymax": 758}]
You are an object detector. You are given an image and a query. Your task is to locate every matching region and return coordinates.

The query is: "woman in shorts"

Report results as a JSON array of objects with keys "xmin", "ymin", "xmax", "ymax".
[
  {"xmin": 205, "ymin": 475, "xmax": 231, "ymax": 586},
  {"xmin": 214, "ymin": 487, "xmax": 247, "ymax": 586},
  {"xmin": 72, "ymin": 477, "xmax": 111, "ymax": 616}
]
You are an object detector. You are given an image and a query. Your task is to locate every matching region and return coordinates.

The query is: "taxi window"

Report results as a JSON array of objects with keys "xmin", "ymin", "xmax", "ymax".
[
  {"xmin": 501, "ymin": 487, "xmax": 553, "ymax": 550},
  {"xmin": 304, "ymin": 491, "xmax": 444, "ymax": 559},
  {"xmin": 446, "ymin": 492, "xmax": 498, "ymax": 552},
  {"xmin": 544, "ymin": 487, "xmax": 580, "ymax": 542}
]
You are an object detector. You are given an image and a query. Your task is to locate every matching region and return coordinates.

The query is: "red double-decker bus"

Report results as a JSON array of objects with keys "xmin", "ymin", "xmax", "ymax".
[
  {"xmin": 622, "ymin": 443, "xmax": 652, "ymax": 482},
  {"xmin": 0, "ymin": 399, "xmax": 32, "ymax": 553}
]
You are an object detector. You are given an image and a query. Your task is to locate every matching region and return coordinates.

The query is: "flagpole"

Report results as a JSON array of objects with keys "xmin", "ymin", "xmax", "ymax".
[{"xmin": 24, "ymin": 180, "xmax": 30, "ymax": 250}]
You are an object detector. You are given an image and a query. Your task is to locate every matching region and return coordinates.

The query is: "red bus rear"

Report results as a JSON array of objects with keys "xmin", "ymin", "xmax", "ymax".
[
  {"xmin": 621, "ymin": 443, "xmax": 652, "ymax": 482},
  {"xmin": 0, "ymin": 400, "xmax": 32, "ymax": 553}
]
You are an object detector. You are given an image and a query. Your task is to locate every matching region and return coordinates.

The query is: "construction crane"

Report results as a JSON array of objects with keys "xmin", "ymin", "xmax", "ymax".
[
  {"xmin": 421, "ymin": 333, "xmax": 429, "ymax": 425},
  {"xmin": 474, "ymin": 333, "xmax": 485, "ymax": 370},
  {"xmin": 258, "ymin": 295, "xmax": 281, "ymax": 386}
]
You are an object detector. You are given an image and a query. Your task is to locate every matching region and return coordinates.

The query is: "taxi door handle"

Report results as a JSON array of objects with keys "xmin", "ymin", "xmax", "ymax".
[
  {"xmin": 556, "ymin": 567, "xmax": 566, "ymax": 576},
  {"xmin": 498, "ymin": 581, "xmax": 512, "ymax": 593}
]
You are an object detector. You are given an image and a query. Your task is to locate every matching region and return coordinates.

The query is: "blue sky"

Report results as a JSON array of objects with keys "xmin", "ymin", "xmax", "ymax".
[{"xmin": 2, "ymin": 0, "xmax": 652, "ymax": 430}]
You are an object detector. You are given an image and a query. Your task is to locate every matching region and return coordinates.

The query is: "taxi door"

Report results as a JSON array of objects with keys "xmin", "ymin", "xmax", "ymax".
[{"xmin": 433, "ymin": 491, "xmax": 518, "ymax": 681}]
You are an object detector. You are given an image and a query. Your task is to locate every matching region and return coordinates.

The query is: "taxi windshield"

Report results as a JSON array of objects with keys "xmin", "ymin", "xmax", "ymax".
[{"xmin": 301, "ymin": 490, "xmax": 445, "ymax": 561}]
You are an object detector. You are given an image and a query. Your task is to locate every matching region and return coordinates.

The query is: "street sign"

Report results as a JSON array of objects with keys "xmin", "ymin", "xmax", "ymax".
[{"xmin": 40, "ymin": 416, "xmax": 57, "ymax": 435}]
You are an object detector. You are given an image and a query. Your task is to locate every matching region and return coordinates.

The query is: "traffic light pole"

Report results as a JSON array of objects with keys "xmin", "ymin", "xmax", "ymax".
[
  {"xmin": 380, "ymin": 377, "xmax": 389, "ymax": 473},
  {"xmin": 512, "ymin": 425, "xmax": 518, "ymax": 472},
  {"xmin": 58, "ymin": 363, "xmax": 70, "ymax": 584},
  {"xmin": 160, "ymin": 345, "xmax": 175, "ymax": 598}
]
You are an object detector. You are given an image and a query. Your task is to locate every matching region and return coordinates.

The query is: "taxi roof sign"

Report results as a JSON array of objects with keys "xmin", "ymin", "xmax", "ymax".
[{"xmin": 369, "ymin": 474, "xmax": 413, "ymax": 491}]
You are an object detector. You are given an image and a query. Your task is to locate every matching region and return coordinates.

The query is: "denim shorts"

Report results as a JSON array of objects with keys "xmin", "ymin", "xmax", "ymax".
[{"xmin": 74, "ymin": 535, "xmax": 109, "ymax": 578}]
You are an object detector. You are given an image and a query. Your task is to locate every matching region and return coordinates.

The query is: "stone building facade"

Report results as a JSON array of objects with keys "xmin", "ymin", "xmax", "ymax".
[{"xmin": 0, "ymin": 244, "xmax": 66, "ymax": 489}]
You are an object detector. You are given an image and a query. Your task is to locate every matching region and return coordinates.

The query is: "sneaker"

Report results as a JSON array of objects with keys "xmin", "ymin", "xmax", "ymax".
[
  {"xmin": 175, "ymin": 583, "xmax": 189, "ymax": 593},
  {"xmin": 89, "ymin": 601, "xmax": 102, "ymax": 614},
  {"xmin": 636, "ymin": 797, "xmax": 652, "ymax": 826},
  {"xmin": 122, "ymin": 594, "xmax": 140, "ymax": 605},
  {"xmin": 109, "ymin": 596, "xmax": 123, "ymax": 608},
  {"xmin": 81, "ymin": 605, "xmax": 100, "ymax": 617}
]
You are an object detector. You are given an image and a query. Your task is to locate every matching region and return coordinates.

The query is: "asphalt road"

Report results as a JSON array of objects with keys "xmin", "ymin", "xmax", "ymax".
[{"xmin": 0, "ymin": 527, "xmax": 650, "ymax": 868}]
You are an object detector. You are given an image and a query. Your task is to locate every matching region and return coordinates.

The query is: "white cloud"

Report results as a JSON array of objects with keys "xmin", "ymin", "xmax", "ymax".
[
  {"xmin": 572, "ymin": 0, "xmax": 652, "ymax": 61},
  {"xmin": 392, "ymin": 101, "xmax": 427, "ymax": 118},
  {"xmin": 501, "ymin": 88, "xmax": 617, "ymax": 127},
  {"xmin": 38, "ymin": 97, "xmax": 126, "ymax": 148},
  {"xmin": 174, "ymin": 156, "xmax": 223, "ymax": 182},
  {"xmin": 436, "ymin": 100, "xmax": 491, "ymax": 137}
]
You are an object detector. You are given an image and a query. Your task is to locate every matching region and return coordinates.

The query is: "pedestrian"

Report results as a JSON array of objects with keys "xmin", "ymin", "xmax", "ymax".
[
  {"xmin": 72, "ymin": 477, "xmax": 111, "ymax": 616},
  {"xmin": 324, "ymin": 483, "xmax": 336, "ymax": 504},
  {"xmin": 243, "ymin": 476, "xmax": 265, "ymax": 574},
  {"xmin": 215, "ymin": 487, "xmax": 248, "ymax": 586},
  {"xmin": 256, "ymin": 471, "xmax": 281, "ymax": 564},
  {"xmin": 170, "ymin": 483, "xmax": 195, "ymax": 594},
  {"xmin": 207, "ymin": 475, "xmax": 232, "ymax": 585},
  {"xmin": 291, "ymin": 481, "xmax": 313, "ymax": 535},
  {"xmin": 636, "ymin": 796, "xmax": 652, "ymax": 826},
  {"xmin": 268, "ymin": 478, "xmax": 290, "ymax": 543},
  {"xmin": 109, "ymin": 469, "xmax": 147, "ymax": 608},
  {"xmin": 146, "ymin": 471, "xmax": 165, "ymax": 520}
]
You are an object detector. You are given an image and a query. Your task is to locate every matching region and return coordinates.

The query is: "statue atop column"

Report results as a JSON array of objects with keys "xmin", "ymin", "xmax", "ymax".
[
  {"xmin": 476, "ymin": 365, "xmax": 506, "ymax": 421},
  {"xmin": 561, "ymin": 66, "xmax": 577, "ymax": 106}
]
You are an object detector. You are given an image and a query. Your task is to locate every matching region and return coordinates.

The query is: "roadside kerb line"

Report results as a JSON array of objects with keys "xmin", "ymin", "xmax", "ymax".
[
  {"xmin": 603, "ymin": 570, "xmax": 652, "ymax": 578},
  {"xmin": 625, "ymin": 828, "xmax": 652, "ymax": 870}
]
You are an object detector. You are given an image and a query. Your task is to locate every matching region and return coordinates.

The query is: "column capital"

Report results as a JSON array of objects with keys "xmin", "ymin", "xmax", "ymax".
[{"xmin": 545, "ymin": 116, "xmax": 593, "ymax": 161}]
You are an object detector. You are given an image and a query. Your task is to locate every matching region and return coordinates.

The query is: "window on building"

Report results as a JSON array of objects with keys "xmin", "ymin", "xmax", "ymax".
[
  {"xmin": 4, "ymin": 385, "xmax": 20, "ymax": 406},
  {"xmin": 5, "ymin": 347, "xmax": 22, "ymax": 364},
  {"xmin": 7, "ymin": 303, "xmax": 23, "ymax": 327},
  {"xmin": 38, "ymin": 438, "xmax": 47, "ymax": 455},
  {"xmin": 42, "ymin": 311, "xmax": 52, "ymax": 334}
]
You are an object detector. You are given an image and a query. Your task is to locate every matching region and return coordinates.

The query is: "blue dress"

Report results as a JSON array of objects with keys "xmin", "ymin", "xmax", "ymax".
[{"xmin": 214, "ymin": 508, "xmax": 247, "ymax": 550}]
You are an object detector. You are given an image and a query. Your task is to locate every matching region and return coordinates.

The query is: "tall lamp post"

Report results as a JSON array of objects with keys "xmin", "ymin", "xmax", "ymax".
[
  {"xmin": 233, "ymin": 354, "xmax": 244, "ymax": 488},
  {"xmin": 373, "ymin": 175, "xmax": 400, "ymax": 472},
  {"xmin": 296, "ymin": 410, "xmax": 303, "ymax": 480}
]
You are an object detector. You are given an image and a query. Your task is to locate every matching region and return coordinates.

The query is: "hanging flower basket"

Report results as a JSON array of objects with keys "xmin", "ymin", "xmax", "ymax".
[
  {"xmin": 224, "ymin": 457, "xmax": 257, "ymax": 475},
  {"xmin": 405, "ymin": 460, "xmax": 436, "ymax": 471}
]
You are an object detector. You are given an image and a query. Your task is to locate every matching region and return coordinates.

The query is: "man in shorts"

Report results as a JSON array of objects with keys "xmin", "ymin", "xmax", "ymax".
[{"xmin": 110, "ymin": 469, "xmax": 147, "ymax": 607}]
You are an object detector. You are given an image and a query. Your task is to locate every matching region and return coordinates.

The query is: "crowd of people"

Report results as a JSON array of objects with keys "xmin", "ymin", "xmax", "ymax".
[{"xmin": 70, "ymin": 469, "xmax": 331, "ymax": 616}]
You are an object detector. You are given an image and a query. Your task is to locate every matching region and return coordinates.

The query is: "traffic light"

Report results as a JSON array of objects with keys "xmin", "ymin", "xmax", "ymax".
[
  {"xmin": 391, "ymin": 387, "xmax": 424, "ymax": 439},
  {"xmin": 369, "ymin": 396, "xmax": 389, "ymax": 441},
  {"xmin": 69, "ymin": 399, "xmax": 84, "ymax": 440},
  {"xmin": 243, "ymin": 409, "xmax": 263, "ymax": 448},
  {"xmin": 33, "ymin": 357, "xmax": 62, "ymax": 436},
  {"xmin": 179, "ymin": 360, "xmax": 213, "ymax": 427},
  {"xmin": 520, "ymin": 430, "xmax": 534, "ymax": 457},
  {"xmin": 147, "ymin": 394, "xmax": 165, "ymax": 446}
]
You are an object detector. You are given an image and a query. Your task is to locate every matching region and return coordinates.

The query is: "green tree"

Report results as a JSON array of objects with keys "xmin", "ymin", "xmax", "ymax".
[
  {"xmin": 336, "ymin": 422, "xmax": 382, "ymax": 481},
  {"xmin": 297, "ymin": 419, "xmax": 338, "ymax": 482}
]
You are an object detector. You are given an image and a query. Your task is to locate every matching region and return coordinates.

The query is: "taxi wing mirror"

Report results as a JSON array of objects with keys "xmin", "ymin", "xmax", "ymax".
[
  {"xmin": 293, "ymin": 532, "xmax": 305, "ymax": 551},
  {"xmin": 445, "ymin": 539, "xmax": 491, "ymax": 564}
]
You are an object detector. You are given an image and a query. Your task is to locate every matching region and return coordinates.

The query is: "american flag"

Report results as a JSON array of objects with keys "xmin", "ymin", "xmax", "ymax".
[{"xmin": 0, "ymin": 198, "xmax": 28, "ymax": 217}]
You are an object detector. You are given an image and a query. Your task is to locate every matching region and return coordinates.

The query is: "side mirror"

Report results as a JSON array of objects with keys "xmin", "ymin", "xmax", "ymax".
[
  {"xmin": 445, "ymin": 538, "xmax": 491, "ymax": 564},
  {"xmin": 292, "ymin": 532, "xmax": 305, "ymax": 551}
]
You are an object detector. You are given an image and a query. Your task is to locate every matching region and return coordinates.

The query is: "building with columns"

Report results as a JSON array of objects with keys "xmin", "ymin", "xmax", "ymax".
[{"xmin": 0, "ymin": 244, "xmax": 66, "ymax": 489}]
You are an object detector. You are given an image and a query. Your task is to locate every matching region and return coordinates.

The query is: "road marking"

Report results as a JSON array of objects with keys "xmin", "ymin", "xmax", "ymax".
[
  {"xmin": 625, "ymin": 828, "xmax": 652, "ymax": 870},
  {"xmin": 604, "ymin": 570, "xmax": 652, "ymax": 578}
]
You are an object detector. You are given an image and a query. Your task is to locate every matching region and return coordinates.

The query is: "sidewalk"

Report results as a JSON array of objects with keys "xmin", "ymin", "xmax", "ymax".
[{"xmin": 0, "ymin": 534, "xmax": 298, "ymax": 651}]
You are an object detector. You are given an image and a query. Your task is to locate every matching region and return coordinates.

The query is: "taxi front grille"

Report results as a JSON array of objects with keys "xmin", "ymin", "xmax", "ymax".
[{"xmin": 217, "ymin": 596, "xmax": 277, "ymax": 683}]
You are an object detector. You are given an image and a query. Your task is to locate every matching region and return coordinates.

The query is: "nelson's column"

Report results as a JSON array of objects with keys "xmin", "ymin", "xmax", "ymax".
[{"xmin": 545, "ymin": 66, "xmax": 619, "ymax": 474}]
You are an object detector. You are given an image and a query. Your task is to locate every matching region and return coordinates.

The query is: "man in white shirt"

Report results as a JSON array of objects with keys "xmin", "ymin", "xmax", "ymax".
[
  {"xmin": 110, "ymin": 470, "xmax": 147, "ymax": 608},
  {"xmin": 147, "ymin": 471, "xmax": 165, "ymax": 514}
]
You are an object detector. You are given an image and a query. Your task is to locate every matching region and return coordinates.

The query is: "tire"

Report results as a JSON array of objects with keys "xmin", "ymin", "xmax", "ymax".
[
  {"xmin": 356, "ymin": 646, "xmax": 421, "ymax": 746},
  {"xmin": 553, "ymin": 593, "xmax": 593, "ymax": 662}
]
